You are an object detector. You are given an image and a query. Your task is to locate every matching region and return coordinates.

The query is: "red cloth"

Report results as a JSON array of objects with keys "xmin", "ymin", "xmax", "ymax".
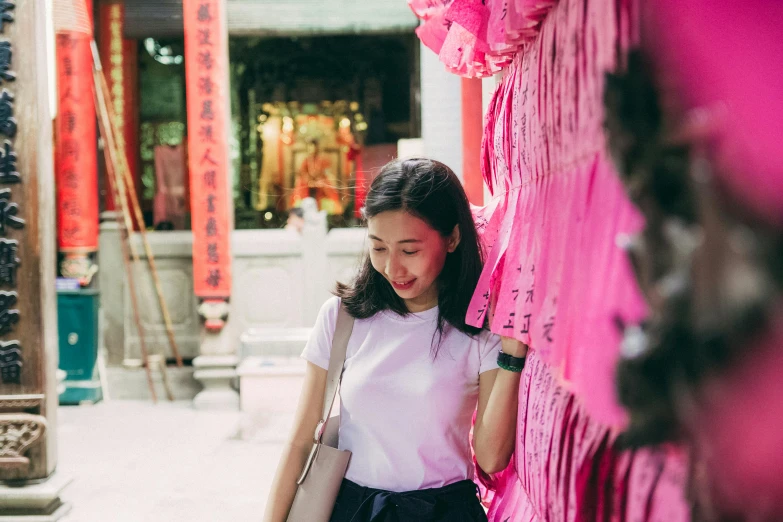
[
  {"xmin": 479, "ymin": 351, "xmax": 689, "ymax": 522},
  {"xmin": 686, "ymin": 319, "xmax": 783, "ymax": 516},
  {"xmin": 468, "ymin": 0, "xmax": 647, "ymax": 426},
  {"xmin": 153, "ymin": 145, "xmax": 188, "ymax": 230},
  {"xmin": 647, "ymin": 0, "xmax": 783, "ymax": 225},
  {"xmin": 409, "ymin": 0, "xmax": 556, "ymax": 77},
  {"xmin": 422, "ymin": 0, "xmax": 694, "ymax": 518}
]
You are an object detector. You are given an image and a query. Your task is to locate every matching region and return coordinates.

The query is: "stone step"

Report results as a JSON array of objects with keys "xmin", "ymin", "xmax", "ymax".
[
  {"xmin": 239, "ymin": 327, "xmax": 311, "ymax": 359},
  {"xmin": 105, "ymin": 365, "xmax": 203, "ymax": 401}
]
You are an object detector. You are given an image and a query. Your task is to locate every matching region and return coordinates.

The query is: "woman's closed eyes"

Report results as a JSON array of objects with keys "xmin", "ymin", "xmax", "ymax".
[{"xmin": 371, "ymin": 247, "xmax": 420, "ymax": 255}]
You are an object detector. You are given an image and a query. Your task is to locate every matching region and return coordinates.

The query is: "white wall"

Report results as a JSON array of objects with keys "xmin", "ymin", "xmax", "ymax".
[
  {"xmin": 112, "ymin": 224, "xmax": 367, "ymax": 364},
  {"xmin": 419, "ymin": 41, "xmax": 463, "ymax": 178}
]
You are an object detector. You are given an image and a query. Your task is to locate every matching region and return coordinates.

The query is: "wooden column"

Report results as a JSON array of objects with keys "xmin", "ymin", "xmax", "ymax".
[
  {"xmin": 0, "ymin": 1, "xmax": 71, "ymax": 517},
  {"xmin": 461, "ymin": 77, "xmax": 484, "ymax": 206}
]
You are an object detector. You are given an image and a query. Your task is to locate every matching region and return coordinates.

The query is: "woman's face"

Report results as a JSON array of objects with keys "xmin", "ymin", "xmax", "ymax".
[{"xmin": 367, "ymin": 210, "xmax": 459, "ymax": 313}]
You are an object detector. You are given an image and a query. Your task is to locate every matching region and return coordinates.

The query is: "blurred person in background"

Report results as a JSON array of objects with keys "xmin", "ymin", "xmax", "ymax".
[{"xmin": 284, "ymin": 208, "xmax": 305, "ymax": 234}]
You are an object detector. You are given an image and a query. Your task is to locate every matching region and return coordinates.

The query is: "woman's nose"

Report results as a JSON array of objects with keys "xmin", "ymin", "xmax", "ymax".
[{"xmin": 386, "ymin": 255, "xmax": 405, "ymax": 278}]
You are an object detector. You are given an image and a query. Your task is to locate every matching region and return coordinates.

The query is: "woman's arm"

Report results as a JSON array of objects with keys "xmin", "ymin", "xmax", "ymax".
[
  {"xmin": 473, "ymin": 337, "xmax": 529, "ymax": 474},
  {"xmin": 263, "ymin": 362, "xmax": 328, "ymax": 522}
]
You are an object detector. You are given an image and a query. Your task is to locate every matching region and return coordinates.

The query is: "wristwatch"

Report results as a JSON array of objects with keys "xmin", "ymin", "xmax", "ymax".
[{"xmin": 497, "ymin": 350, "xmax": 526, "ymax": 373}]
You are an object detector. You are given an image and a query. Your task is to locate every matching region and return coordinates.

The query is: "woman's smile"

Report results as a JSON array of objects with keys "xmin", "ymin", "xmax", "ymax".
[{"xmin": 390, "ymin": 278, "xmax": 417, "ymax": 291}]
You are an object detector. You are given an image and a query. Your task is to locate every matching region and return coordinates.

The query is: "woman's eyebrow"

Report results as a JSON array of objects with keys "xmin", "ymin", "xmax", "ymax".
[{"xmin": 368, "ymin": 235, "xmax": 423, "ymax": 244}]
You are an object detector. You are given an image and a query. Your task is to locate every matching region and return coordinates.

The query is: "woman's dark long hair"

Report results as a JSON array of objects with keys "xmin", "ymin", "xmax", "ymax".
[{"xmin": 335, "ymin": 158, "xmax": 484, "ymax": 349}]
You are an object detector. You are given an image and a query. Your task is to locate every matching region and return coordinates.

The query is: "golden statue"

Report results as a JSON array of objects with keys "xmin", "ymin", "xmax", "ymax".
[{"xmin": 290, "ymin": 139, "xmax": 343, "ymax": 215}]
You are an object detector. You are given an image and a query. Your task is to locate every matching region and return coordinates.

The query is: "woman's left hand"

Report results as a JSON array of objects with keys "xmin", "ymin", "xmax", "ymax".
[{"xmin": 500, "ymin": 336, "xmax": 529, "ymax": 358}]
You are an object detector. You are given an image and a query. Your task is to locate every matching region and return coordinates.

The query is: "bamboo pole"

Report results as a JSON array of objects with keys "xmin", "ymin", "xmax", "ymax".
[
  {"xmin": 149, "ymin": 355, "xmax": 175, "ymax": 402},
  {"xmin": 112, "ymin": 211, "xmax": 159, "ymax": 403},
  {"xmin": 90, "ymin": 43, "xmax": 184, "ymax": 368},
  {"xmin": 91, "ymin": 69, "xmax": 158, "ymax": 403}
]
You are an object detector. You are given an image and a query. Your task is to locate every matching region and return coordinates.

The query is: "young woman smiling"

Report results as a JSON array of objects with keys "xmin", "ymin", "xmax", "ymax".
[{"xmin": 264, "ymin": 158, "xmax": 528, "ymax": 522}]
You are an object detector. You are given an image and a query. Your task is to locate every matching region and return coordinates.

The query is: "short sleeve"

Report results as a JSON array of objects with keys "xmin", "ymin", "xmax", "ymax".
[
  {"xmin": 479, "ymin": 330, "xmax": 502, "ymax": 374},
  {"xmin": 301, "ymin": 296, "xmax": 341, "ymax": 370}
]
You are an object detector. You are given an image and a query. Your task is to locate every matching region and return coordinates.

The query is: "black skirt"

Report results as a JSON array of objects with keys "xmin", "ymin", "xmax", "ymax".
[{"xmin": 328, "ymin": 478, "xmax": 489, "ymax": 522}]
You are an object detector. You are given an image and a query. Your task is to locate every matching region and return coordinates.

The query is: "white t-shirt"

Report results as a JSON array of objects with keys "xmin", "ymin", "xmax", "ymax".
[{"xmin": 301, "ymin": 296, "xmax": 501, "ymax": 492}]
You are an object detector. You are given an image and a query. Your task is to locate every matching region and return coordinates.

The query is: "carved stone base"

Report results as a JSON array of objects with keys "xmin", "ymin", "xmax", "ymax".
[
  {"xmin": 0, "ymin": 472, "xmax": 72, "ymax": 521},
  {"xmin": 0, "ymin": 414, "xmax": 47, "ymax": 470},
  {"xmin": 58, "ymin": 252, "xmax": 98, "ymax": 287},
  {"xmin": 192, "ymin": 355, "xmax": 239, "ymax": 410}
]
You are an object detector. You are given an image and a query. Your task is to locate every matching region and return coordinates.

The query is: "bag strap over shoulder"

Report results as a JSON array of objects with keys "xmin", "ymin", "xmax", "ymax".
[{"xmin": 315, "ymin": 303, "xmax": 354, "ymax": 442}]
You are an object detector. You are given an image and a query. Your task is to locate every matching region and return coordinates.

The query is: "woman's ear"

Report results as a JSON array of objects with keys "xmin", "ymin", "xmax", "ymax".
[{"xmin": 447, "ymin": 225, "xmax": 461, "ymax": 253}]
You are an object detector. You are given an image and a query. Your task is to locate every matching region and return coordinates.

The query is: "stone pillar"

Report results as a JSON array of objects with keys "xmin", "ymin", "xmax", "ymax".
[
  {"xmin": 192, "ymin": 298, "xmax": 237, "ymax": 410},
  {"xmin": 183, "ymin": 0, "xmax": 237, "ymax": 410},
  {"xmin": 0, "ymin": 0, "xmax": 71, "ymax": 519},
  {"xmin": 98, "ymin": 211, "xmax": 125, "ymax": 366},
  {"xmin": 300, "ymin": 198, "xmax": 330, "ymax": 325}
]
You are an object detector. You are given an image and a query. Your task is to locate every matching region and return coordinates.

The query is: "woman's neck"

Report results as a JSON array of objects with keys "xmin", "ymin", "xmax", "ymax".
[{"xmin": 404, "ymin": 286, "xmax": 439, "ymax": 313}]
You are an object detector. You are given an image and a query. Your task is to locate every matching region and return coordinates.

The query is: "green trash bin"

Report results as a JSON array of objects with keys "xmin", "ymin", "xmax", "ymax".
[{"xmin": 57, "ymin": 287, "xmax": 102, "ymax": 405}]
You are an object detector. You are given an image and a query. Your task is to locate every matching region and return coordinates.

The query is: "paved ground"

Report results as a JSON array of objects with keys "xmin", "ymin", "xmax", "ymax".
[{"xmin": 57, "ymin": 400, "xmax": 295, "ymax": 522}]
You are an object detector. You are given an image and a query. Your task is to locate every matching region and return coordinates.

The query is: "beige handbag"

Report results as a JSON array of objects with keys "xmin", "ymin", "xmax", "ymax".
[{"xmin": 287, "ymin": 305, "xmax": 355, "ymax": 522}]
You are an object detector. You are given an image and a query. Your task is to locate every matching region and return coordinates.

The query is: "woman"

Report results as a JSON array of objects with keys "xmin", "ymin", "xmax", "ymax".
[{"xmin": 265, "ymin": 158, "xmax": 527, "ymax": 521}]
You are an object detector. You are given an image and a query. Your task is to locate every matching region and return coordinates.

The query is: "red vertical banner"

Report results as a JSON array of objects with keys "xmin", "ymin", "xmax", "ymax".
[
  {"xmin": 55, "ymin": 31, "xmax": 99, "ymax": 252},
  {"xmin": 184, "ymin": 0, "xmax": 232, "ymax": 299}
]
